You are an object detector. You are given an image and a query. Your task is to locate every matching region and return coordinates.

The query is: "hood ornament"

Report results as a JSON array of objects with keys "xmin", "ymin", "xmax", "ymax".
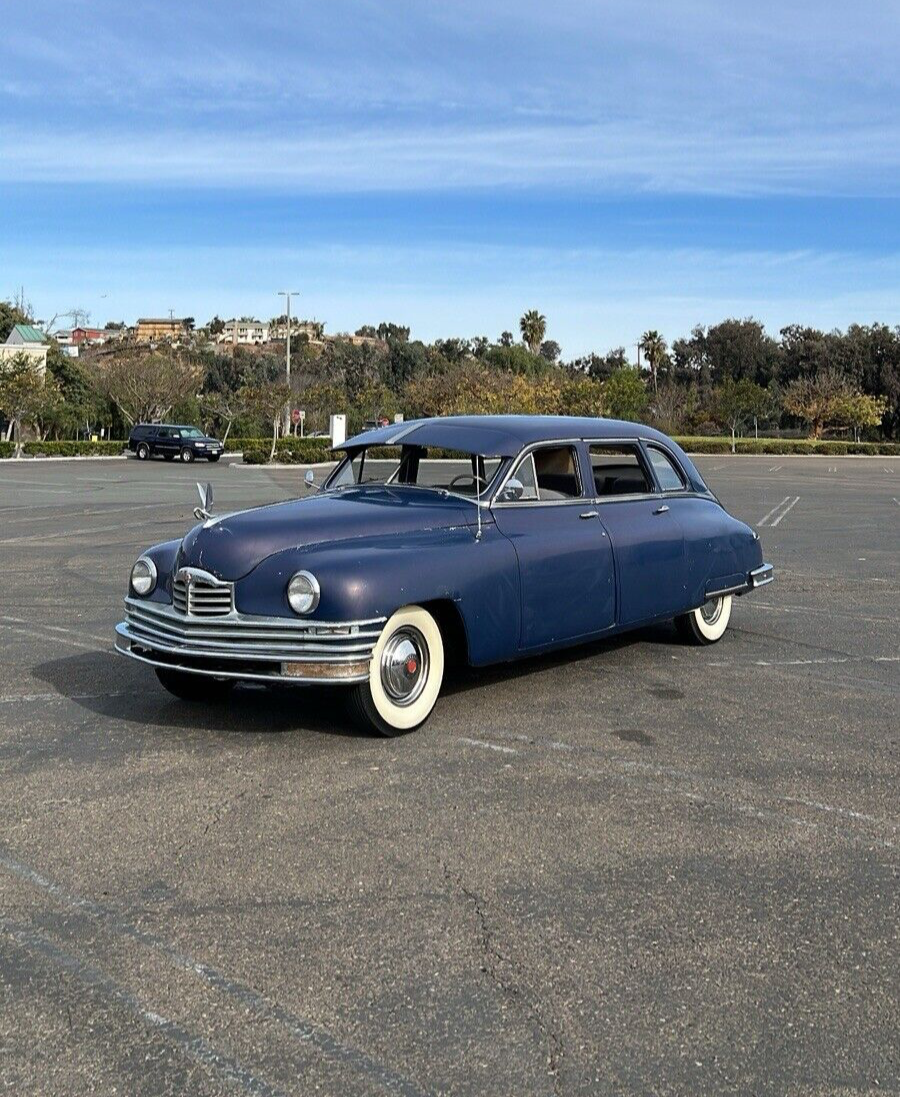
[{"xmin": 193, "ymin": 481, "xmax": 214, "ymax": 521}]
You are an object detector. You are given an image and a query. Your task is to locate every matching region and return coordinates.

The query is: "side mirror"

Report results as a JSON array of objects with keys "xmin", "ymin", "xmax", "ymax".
[
  {"xmin": 499, "ymin": 478, "xmax": 525, "ymax": 503},
  {"xmin": 304, "ymin": 469, "xmax": 320, "ymax": 492}
]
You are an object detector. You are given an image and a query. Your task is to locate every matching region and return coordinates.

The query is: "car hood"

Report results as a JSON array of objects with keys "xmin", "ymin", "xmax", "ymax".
[{"xmin": 177, "ymin": 487, "xmax": 475, "ymax": 580}]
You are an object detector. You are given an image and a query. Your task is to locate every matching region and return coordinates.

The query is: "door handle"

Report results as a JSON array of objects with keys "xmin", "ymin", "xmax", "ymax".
[
  {"xmin": 653, "ymin": 504, "xmax": 670, "ymax": 514},
  {"xmin": 579, "ymin": 510, "xmax": 599, "ymax": 520}
]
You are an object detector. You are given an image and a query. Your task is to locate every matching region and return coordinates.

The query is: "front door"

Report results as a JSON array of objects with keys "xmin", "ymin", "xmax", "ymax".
[{"xmin": 493, "ymin": 444, "xmax": 616, "ymax": 649}]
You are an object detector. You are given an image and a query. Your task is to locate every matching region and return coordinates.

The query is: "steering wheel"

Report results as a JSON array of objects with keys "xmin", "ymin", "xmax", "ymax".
[{"xmin": 448, "ymin": 473, "xmax": 487, "ymax": 492}]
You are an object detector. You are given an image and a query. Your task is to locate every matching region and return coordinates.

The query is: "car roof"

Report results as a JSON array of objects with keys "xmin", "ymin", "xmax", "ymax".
[
  {"xmin": 340, "ymin": 415, "xmax": 679, "ymax": 458},
  {"xmin": 132, "ymin": 423, "xmax": 198, "ymax": 430}
]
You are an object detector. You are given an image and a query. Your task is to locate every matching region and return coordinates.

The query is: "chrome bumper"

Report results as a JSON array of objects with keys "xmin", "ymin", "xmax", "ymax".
[
  {"xmin": 115, "ymin": 597, "xmax": 384, "ymax": 685},
  {"xmin": 749, "ymin": 563, "xmax": 775, "ymax": 588}
]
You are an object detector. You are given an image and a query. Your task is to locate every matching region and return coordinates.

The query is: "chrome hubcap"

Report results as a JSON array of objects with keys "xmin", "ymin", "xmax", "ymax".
[
  {"xmin": 381, "ymin": 627, "xmax": 428, "ymax": 706},
  {"xmin": 700, "ymin": 597, "xmax": 723, "ymax": 626}
]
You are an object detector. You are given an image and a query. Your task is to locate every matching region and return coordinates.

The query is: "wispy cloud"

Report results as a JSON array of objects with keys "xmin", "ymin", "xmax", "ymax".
[{"xmin": 3, "ymin": 119, "xmax": 900, "ymax": 196}]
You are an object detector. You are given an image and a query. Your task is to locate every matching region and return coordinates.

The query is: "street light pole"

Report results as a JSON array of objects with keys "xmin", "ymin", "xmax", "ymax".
[{"xmin": 278, "ymin": 290, "xmax": 299, "ymax": 434}]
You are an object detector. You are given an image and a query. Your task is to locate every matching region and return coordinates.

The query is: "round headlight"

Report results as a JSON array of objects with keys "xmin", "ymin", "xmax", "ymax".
[
  {"xmin": 287, "ymin": 570, "xmax": 320, "ymax": 615},
  {"xmin": 131, "ymin": 556, "xmax": 157, "ymax": 597}
]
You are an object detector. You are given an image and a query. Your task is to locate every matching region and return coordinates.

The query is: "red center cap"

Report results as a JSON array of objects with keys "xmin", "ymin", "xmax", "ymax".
[{"xmin": 405, "ymin": 657, "xmax": 418, "ymax": 675}]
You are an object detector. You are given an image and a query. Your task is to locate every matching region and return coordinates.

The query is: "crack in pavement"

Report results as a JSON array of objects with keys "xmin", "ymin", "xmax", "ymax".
[{"xmin": 441, "ymin": 862, "xmax": 565, "ymax": 1093}]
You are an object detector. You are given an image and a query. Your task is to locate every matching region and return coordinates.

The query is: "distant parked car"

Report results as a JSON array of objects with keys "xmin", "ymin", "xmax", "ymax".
[
  {"xmin": 128, "ymin": 424, "xmax": 224, "ymax": 463},
  {"xmin": 116, "ymin": 414, "xmax": 773, "ymax": 736}
]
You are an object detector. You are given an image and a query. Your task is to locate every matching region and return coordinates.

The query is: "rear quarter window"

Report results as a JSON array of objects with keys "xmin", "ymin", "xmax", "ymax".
[{"xmin": 646, "ymin": 446, "xmax": 686, "ymax": 491}]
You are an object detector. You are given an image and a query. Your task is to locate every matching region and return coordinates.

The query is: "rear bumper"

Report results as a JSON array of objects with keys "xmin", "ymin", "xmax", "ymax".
[
  {"xmin": 115, "ymin": 598, "xmax": 383, "ymax": 685},
  {"xmin": 705, "ymin": 562, "xmax": 775, "ymax": 599},
  {"xmin": 749, "ymin": 562, "xmax": 775, "ymax": 589}
]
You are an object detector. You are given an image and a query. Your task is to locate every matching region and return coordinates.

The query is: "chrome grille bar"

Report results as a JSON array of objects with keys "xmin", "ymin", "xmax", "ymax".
[
  {"xmin": 172, "ymin": 567, "xmax": 235, "ymax": 617},
  {"xmin": 122, "ymin": 597, "xmax": 385, "ymax": 665}
]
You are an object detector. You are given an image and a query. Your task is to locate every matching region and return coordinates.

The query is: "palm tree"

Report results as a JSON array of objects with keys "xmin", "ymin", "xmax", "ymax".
[
  {"xmin": 519, "ymin": 310, "xmax": 547, "ymax": 355},
  {"xmin": 640, "ymin": 330, "xmax": 667, "ymax": 393}
]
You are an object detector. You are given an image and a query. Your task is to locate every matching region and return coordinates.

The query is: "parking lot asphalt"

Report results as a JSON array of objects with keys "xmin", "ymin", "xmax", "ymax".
[{"xmin": 0, "ymin": 454, "xmax": 897, "ymax": 1096}]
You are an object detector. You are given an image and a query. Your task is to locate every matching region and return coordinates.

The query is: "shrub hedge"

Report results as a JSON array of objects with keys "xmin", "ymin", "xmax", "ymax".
[
  {"xmin": 674, "ymin": 436, "xmax": 900, "ymax": 456},
  {"xmin": 241, "ymin": 438, "xmax": 333, "ymax": 465},
  {"xmin": 0, "ymin": 440, "xmax": 127, "ymax": 457},
  {"xmin": 2, "ymin": 435, "xmax": 897, "ymax": 461}
]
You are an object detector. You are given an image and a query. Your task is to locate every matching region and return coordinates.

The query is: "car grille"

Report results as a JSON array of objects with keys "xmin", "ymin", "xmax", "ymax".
[
  {"xmin": 172, "ymin": 568, "xmax": 234, "ymax": 617},
  {"xmin": 122, "ymin": 596, "xmax": 385, "ymax": 665}
]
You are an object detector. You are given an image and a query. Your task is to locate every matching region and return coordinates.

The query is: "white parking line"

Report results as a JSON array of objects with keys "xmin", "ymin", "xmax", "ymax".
[
  {"xmin": 0, "ymin": 849, "xmax": 432, "ymax": 1097},
  {"xmin": 459, "ymin": 737, "xmax": 518, "ymax": 754},
  {"xmin": 768, "ymin": 465, "xmax": 783, "ymax": 472},
  {"xmin": 828, "ymin": 465, "xmax": 837, "ymax": 472},
  {"xmin": 707, "ymin": 654, "xmax": 898, "ymax": 668},
  {"xmin": 757, "ymin": 496, "xmax": 791, "ymax": 526},
  {"xmin": 768, "ymin": 495, "xmax": 800, "ymax": 527}
]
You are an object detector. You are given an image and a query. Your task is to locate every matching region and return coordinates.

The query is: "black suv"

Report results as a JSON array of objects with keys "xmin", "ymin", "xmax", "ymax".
[{"xmin": 128, "ymin": 424, "xmax": 224, "ymax": 463}]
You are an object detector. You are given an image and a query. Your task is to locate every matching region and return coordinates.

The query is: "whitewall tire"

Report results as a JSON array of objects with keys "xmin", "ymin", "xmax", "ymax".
[
  {"xmin": 349, "ymin": 605, "xmax": 445, "ymax": 736},
  {"xmin": 676, "ymin": 594, "xmax": 733, "ymax": 645}
]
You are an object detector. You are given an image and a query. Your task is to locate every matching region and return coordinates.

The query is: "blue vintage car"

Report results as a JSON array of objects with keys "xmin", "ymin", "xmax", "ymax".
[{"xmin": 116, "ymin": 415, "xmax": 773, "ymax": 735}]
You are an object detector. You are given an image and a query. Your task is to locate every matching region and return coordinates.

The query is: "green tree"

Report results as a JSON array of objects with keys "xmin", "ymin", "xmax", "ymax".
[
  {"xmin": 602, "ymin": 367, "xmax": 648, "ymax": 422},
  {"xmin": 782, "ymin": 370, "xmax": 854, "ymax": 438},
  {"xmin": 93, "ymin": 350, "xmax": 205, "ymax": 425},
  {"xmin": 519, "ymin": 310, "xmax": 547, "ymax": 355},
  {"xmin": 829, "ymin": 391, "xmax": 887, "ymax": 441},
  {"xmin": 540, "ymin": 340, "xmax": 561, "ymax": 363},
  {"xmin": 640, "ymin": 330, "xmax": 667, "ymax": 394},
  {"xmin": 0, "ymin": 353, "xmax": 61, "ymax": 455},
  {"xmin": 0, "ymin": 299, "xmax": 31, "ymax": 342},
  {"xmin": 709, "ymin": 378, "xmax": 771, "ymax": 451},
  {"xmin": 239, "ymin": 382, "xmax": 292, "ymax": 461}
]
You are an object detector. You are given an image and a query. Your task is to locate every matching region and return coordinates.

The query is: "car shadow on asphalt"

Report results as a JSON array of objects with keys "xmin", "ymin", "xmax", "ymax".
[
  {"xmin": 31, "ymin": 621, "xmax": 680, "ymax": 744},
  {"xmin": 30, "ymin": 651, "xmax": 366, "ymax": 741},
  {"xmin": 440, "ymin": 620, "xmax": 680, "ymax": 697}
]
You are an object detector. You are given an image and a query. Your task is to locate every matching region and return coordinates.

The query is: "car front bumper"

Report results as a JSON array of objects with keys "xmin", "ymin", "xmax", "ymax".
[{"xmin": 115, "ymin": 597, "xmax": 384, "ymax": 685}]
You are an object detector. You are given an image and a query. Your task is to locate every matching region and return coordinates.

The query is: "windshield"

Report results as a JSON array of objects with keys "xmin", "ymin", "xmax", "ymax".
[
  {"xmin": 180, "ymin": 427, "xmax": 204, "ymax": 438},
  {"xmin": 326, "ymin": 446, "xmax": 504, "ymax": 500}
]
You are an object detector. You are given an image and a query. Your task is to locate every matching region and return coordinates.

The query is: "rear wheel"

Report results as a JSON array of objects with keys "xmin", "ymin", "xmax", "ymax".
[
  {"xmin": 155, "ymin": 667, "xmax": 235, "ymax": 701},
  {"xmin": 180, "ymin": 447, "xmax": 195, "ymax": 463},
  {"xmin": 676, "ymin": 594, "xmax": 733, "ymax": 645},
  {"xmin": 136, "ymin": 442, "xmax": 150, "ymax": 460},
  {"xmin": 348, "ymin": 605, "xmax": 445, "ymax": 736}
]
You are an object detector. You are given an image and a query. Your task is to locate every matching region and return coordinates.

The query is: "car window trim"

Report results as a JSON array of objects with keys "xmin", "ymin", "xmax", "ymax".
[
  {"xmin": 491, "ymin": 439, "xmax": 587, "ymax": 507},
  {"xmin": 642, "ymin": 441, "xmax": 689, "ymax": 493},
  {"xmin": 581, "ymin": 438, "xmax": 658, "ymax": 502}
]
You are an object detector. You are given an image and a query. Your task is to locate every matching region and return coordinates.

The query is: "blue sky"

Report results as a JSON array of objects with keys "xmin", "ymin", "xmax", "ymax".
[{"xmin": 1, "ymin": 0, "xmax": 898, "ymax": 356}]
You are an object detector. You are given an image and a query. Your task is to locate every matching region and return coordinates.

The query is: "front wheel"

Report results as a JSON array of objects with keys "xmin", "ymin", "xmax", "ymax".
[
  {"xmin": 348, "ymin": 605, "xmax": 445, "ymax": 736},
  {"xmin": 136, "ymin": 442, "xmax": 150, "ymax": 460},
  {"xmin": 180, "ymin": 447, "xmax": 195, "ymax": 463},
  {"xmin": 675, "ymin": 594, "xmax": 733, "ymax": 645},
  {"xmin": 155, "ymin": 667, "xmax": 235, "ymax": 702}
]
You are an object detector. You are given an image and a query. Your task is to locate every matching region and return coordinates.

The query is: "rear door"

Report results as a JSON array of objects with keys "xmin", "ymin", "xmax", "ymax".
[
  {"xmin": 586, "ymin": 442, "xmax": 687, "ymax": 625},
  {"xmin": 492, "ymin": 443, "xmax": 616, "ymax": 649}
]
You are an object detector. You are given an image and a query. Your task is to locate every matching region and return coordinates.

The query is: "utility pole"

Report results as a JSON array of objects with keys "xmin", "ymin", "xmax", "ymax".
[{"xmin": 278, "ymin": 290, "xmax": 299, "ymax": 434}]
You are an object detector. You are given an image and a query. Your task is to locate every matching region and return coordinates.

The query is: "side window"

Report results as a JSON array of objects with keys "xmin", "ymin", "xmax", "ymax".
[
  {"xmin": 589, "ymin": 445, "xmax": 652, "ymax": 497},
  {"xmin": 533, "ymin": 446, "xmax": 581, "ymax": 500},
  {"xmin": 514, "ymin": 454, "xmax": 539, "ymax": 500},
  {"xmin": 158, "ymin": 428, "xmax": 173, "ymax": 439},
  {"xmin": 646, "ymin": 447, "xmax": 685, "ymax": 491}
]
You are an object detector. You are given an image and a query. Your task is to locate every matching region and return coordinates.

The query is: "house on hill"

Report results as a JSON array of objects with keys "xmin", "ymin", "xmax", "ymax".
[{"xmin": 0, "ymin": 324, "xmax": 49, "ymax": 371}]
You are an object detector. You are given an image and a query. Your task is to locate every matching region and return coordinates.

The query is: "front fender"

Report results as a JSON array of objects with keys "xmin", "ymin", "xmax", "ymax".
[{"xmin": 236, "ymin": 524, "xmax": 521, "ymax": 665}]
